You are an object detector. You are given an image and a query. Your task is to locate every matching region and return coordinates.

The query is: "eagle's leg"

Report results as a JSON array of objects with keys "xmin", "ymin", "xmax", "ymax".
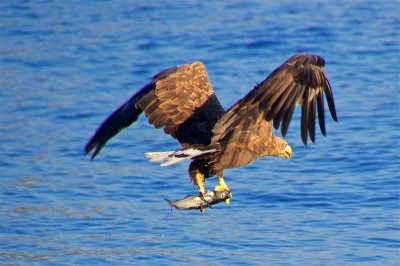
[
  {"xmin": 214, "ymin": 173, "xmax": 231, "ymax": 204},
  {"xmin": 192, "ymin": 169, "xmax": 206, "ymax": 196},
  {"xmin": 192, "ymin": 169, "xmax": 207, "ymax": 213}
]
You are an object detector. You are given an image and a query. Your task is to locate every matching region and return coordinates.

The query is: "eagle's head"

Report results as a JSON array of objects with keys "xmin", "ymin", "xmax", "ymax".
[{"xmin": 265, "ymin": 136, "xmax": 292, "ymax": 160}]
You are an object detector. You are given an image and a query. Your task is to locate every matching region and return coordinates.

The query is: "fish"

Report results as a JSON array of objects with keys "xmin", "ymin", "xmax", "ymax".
[{"xmin": 164, "ymin": 190, "xmax": 232, "ymax": 212}]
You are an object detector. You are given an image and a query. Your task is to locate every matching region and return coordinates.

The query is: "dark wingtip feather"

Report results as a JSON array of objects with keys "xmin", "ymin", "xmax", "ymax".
[
  {"xmin": 273, "ymin": 116, "xmax": 281, "ymax": 130},
  {"xmin": 281, "ymin": 103, "xmax": 295, "ymax": 137},
  {"xmin": 314, "ymin": 54, "xmax": 325, "ymax": 67},
  {"xmin": 308, "ymin": 96, "xmax": 316, "ymax": 143},
  {"xmin": 91, "ymin": 145, "xmax": 103, "ymax": 161},
  {"xmin": 84, "ymin": 136, "xmax": 101, "ymax": 160},
  {"xmin": 317, "ymin": 92, "xmax": 326, "ymax": 136},
  {"xmin": 301, "ymin": 122, "xmax": 308, "ymax": 144},
  {"xmin": 84, "ymin": 138, "xmax": 98, "ymax": 159},
  {"xmin": 84, "ymin": 142, "xmax": 93, "ymax": 156},
  {"xmin": 84, "ymin": 109, "xmax": 141, "ymax": 160},
  {"xmin": 323, "ymin": 78, "xmax": 338, "ymax": 122},
  {"xmin": 84, "ymin": 90, "xmax": 148, "ymax": 160},
  {"xmin": 331, "ymin": 106, "xmax": 338, "ymax": 122},
  {"xmin": 301, "ymin": 87, "xmax": 310, "ymax": 144}
]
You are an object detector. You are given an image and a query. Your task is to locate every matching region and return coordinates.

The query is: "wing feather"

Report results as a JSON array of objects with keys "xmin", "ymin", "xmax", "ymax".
[
  {"xmin": 85, "ymin": 62, "xmax": 224, "ymax": 159},
  {"xmin": 316, "ymin": 91, "xmax": 326, "ymax": 136},
  {"xmin": 213, "ymin": 53, "xmax": 337, "ymax": 145},
  {"xmin": 84, "ymin": 83, "xmax": 154, "ymax": 160},
  {"xmin": 281, "ymin": 97, "xmax": 296, "ymax": 137},
  {"xmin": 301, "ymin": 86, "xmax": 310, "ymax": 144},
  {"xmin": 323, "ymin": 77, "xmax": 338, "ymax": 121},
  {"xmin": 267, "ymin": 82, "xmax": 297, "ymax": 122},
  {"xmin": 272, "ymin": 82, "xmax": 297, "ymax": 130},
  {"xmin": 257, "ymin": 54, "xmax": 336, "ymax": 143},
  {"xmin": 308, "ymin": 90, "xmax": 316, "ymax": 143}
]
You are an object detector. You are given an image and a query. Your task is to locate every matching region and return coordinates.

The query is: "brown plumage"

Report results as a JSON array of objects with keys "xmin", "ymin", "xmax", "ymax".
[{"xmin": 85, "ymin": 53, "xmax": 338, "ymax": 200}]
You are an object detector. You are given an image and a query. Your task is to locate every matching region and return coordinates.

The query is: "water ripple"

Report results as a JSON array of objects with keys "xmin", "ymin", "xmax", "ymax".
[{"xmin": 1, "ymin": 0, "xmax": 399, "ymax": 265}]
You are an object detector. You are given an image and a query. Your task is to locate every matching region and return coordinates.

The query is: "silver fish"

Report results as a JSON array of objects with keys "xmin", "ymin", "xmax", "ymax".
[{"xmin": 165, "ymin": 190, "xmax": 232, "ymax": 212}]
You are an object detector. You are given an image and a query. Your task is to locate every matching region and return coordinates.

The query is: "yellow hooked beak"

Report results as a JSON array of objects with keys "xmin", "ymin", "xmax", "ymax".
[{"xmin": 283, "ymin": 144, "xmax": 292, "ymax": 159}]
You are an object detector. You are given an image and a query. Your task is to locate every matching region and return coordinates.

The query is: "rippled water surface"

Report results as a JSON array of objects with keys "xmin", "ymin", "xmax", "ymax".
[{"xmin": 1, "ymin": 0, "xmax": 399, "ymax": 265}]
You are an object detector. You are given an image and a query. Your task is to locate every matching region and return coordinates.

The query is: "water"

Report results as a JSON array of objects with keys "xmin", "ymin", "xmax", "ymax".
[{"xmin": 1, "ymin": 0, "xmax": 399, "ymax": 265}]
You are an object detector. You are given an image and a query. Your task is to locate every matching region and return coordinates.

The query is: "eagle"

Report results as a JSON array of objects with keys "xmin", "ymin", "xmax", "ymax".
[{"xmin": 85, "ymin": 53, "xmax": 337, "ymax": 201}]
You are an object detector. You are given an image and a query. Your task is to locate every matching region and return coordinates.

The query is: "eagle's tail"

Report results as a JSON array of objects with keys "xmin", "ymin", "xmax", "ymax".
[{"xmin": 145, "ymin": 148, "xmax": 217, "ymax": 167}]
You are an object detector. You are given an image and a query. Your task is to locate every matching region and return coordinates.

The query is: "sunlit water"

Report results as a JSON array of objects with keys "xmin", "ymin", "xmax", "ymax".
[{"xmin": 1, "ymin": 1, "xmax": 399, "ymax": 265}]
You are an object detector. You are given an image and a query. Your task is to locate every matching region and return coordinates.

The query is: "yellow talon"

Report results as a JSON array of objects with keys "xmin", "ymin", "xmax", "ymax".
[
  {"xmin": 214, "ymin": 174, "xmax": 230, "ymax": 192},
  {"xmin": 214, "ymin": 175, "xmax": 231, "ymax": 204}
]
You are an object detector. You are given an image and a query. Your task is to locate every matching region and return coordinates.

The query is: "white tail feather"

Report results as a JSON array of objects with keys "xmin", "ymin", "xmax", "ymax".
[
  {"xmin": 145, "ymin": 148, "xmax": 217, "ymax": 167},
  {"xmin": 145, "ymin": 151, "xmax": 176, "ymax": 162}
]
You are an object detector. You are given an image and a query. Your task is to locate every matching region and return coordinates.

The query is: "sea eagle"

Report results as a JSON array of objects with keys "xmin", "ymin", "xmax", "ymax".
[{"xmin": 85, "ymin": 53, "xmax": 337, "ymax": 201}]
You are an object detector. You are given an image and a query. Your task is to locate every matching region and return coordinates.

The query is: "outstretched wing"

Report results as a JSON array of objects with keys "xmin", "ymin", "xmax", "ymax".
[
  {"xmin": 85, "ymin": 62, "xmax": 224, "ymax": 159},
  {"xmin": 213, "ymin": 53, "xmax": 337, "ymax": 144}
]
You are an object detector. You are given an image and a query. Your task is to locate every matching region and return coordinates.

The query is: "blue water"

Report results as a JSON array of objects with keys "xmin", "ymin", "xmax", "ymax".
[{"xmin": 1, "ymin": 0, "xmax": 399, "ymax": 265}]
